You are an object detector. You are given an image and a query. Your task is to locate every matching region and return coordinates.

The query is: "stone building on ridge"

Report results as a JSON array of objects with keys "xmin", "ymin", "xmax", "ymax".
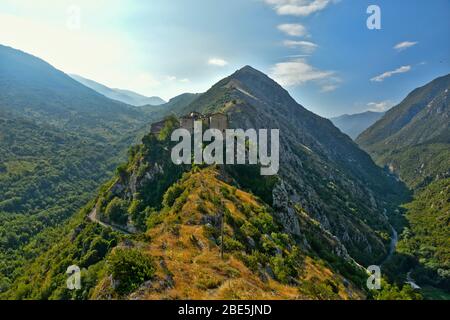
[{"xmin": 150, "ymin": 111, "xmax": 228, "ymax": 136}]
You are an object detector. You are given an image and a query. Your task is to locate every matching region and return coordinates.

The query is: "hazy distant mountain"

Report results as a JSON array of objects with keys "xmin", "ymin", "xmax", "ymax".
[
  {"xmin": 70, "ymin": 74, "xmax": 166, "ymax": 106},
  {"xmin": 161, "ymin": 92, "xmax": 201, "ymax": 109},
  {"xmin": 330, "ymin": 111, "xmax": 385, "ymax": 139},
  {"xmin": 135, "ymin": 93, "xmax": 202, "ymax": 121},
  {"xmin": 0, "ymin": 45, "xmax": 153, "ymax": 138}
]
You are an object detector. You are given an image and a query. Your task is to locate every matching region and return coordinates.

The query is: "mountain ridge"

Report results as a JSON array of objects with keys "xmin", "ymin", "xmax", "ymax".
[
  {"xmin": 357, "ymin": 73, "xmax": 450, "ymax": 188},
  {"xmin": 70, "ymin": 74, "xmax": 166, "ymax": 106},
  {"xmin": 357, "ymin": 74, "xmax": 450, "ymax": 147}
]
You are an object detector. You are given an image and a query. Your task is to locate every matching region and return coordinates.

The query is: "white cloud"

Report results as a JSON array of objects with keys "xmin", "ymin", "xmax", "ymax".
[
  {"xmin": 165, "ymin": 75, "xmax": 190, "ymax": 85},
  {"xmin": 394, "ymin": 41, "xmax": 418, "ymax": 51},
  {"xmin": 269, "ymin": 58, "xmax": 335, "ymax": 87},
  {"xmin": 285, "ymin": 54, "xmax": 312, "ymax": 58},
  {"xmin": 208, "ymin": 58, "xmax": 228, "ymax": 67},
  {"xmin": 283, "ymin": 40, "xmax": 318, "ymax": 53},
  {"xmin": 370, "ymin": 65, "xmax": 411, "ymax": 82},
  {"xmin": 367, "ymin": 101, "xmax": 393, "ymax": 112},
  {"xmin": 320, "ymin": 84, "xmax": 338, "ymax": 92},
  {"xmin": 265, "ymin": 0, "xmax": 333, "ymax": 16},
  {"xmin": 277, "ymin": 23, "xmax": 307, "ymax": 37}
]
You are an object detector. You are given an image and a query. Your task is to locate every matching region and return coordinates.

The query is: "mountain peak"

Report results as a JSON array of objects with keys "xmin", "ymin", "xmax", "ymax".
[
  {"xmin": 221, "ymin": 65, "xmax": 290, "ymax": 102},
  {"xmin": 237, "ymin": 65, "xmax": 260, "ymax": 73},
  {"xmin": 232, "ymin": 65, "xmax": 267, "ymax": 79}
]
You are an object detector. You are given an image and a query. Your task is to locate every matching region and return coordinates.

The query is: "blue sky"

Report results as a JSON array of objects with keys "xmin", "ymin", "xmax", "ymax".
[{"xmin": 0, "ymin": 0, "xmax": 449, "ymax": 117}]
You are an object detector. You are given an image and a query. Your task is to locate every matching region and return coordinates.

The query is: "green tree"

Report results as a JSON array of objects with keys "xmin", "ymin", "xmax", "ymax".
[
  {"xmin": 371, "ymin": 281, "xmax": 422, "ymax": 300},
  {"xmin": 107, "ymin": 248, "xmax": 155, "ymax": 295},
  {"xmin": 104, "ymin": 197, "xmax": 128, "ymax": 225}
]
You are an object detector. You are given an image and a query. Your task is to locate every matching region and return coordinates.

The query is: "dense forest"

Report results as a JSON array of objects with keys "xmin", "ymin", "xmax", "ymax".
[{"xmin": 0, "ymin": 108, "xmax": 136, "ymax": 291}]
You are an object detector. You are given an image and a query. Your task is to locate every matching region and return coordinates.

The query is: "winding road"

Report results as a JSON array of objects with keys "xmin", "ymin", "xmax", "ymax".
[{"xmin": 88, "ymin": 208, "xmax": 132, "ymax": 234}]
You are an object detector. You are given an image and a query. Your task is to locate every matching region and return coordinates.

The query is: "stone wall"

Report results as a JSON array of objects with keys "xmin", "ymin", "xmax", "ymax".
[{"xmin": 209, "ymin": 113, "xmax": 228, "ymax": 132}]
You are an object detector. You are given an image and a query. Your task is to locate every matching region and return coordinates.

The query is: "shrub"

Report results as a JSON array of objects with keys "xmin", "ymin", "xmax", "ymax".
[
  {"xmin": 298, "ymin": 277, "xmax": 340, "ymax": 300},
  {"xmin": 238, "ymin": 251, "xmax": 269, "ymax": 272},
  {"xmin": 270, "ymin": 255, "xmax": 291, "ymax": 283},
  {"xmin": 250, "ymin": 211, "xmax": 275, "ymax": 234},
  {"xmin": 128, "ymin": 199, "xmax": 146, "ymax": 230},
  {"xmin": 116, "ymin": 163, "xmax": 128, "ymax": 181},
  {"xmin": 104, "ymin": 197, "xmax": 128, "ymax": 225},
  {"xmin": 158, "ymin": 115, "xmax": 179, "ymax": 141},
  {"xmin": 271, "ymin": 232, "xmax": 290, "ymax": 248},
  {"xmin": 223, "ymin": 237, "xmax": 245, "ymax": 251},
  {"xmin": 107, "ymin": 248, "xmax": 155, "ymax": 295},
  {"xmin": 240, "ymin": 222, "xmax": 260, "ymax": 239},
  {"xmin": 370, "ymin": 280, "xmax": 423, "ymax": 300},
  {"xmin": 162, "ymin": 183, "xmax": 184, "ymax": 208},
  {"xmin": 269, "ymin": 246, "xmax": 303, "ymax": 284},
  {"xmin": 145, "ymin": 208, "xmax": 161, "ymax": 229}
]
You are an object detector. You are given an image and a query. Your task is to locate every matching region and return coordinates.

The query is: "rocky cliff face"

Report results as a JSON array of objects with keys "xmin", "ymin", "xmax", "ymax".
[
  {"xmin": 94, "ymin": 124, "xmax": 188, "ymax": 231},
  {"xmin": 183, "ymin": 66, "xmax": 406, "ymax": 265}
]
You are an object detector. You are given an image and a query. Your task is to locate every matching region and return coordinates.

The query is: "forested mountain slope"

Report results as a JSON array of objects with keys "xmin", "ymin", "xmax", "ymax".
[
  {"xmin": 357, "ymin": 74, "xmax": 450, "ymax": 189},
  {"xmin": 357, "ymin": 74, "xmax": 450, "ymax": 297},
  {"xmin": 0, "ymin": 45, "xmax": 195, "ymax": 292}
]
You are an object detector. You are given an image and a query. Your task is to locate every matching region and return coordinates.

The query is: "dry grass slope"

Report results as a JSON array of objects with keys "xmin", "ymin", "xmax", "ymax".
[{"xmin": 92, "ymin": 168, "xmax": 365, "ymax": 300}]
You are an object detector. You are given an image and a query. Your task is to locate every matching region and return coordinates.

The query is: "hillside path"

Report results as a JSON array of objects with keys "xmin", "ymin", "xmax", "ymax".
[{"xmin": 88, "ymin": 208, "xmax": 132, "ymax": 235}]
